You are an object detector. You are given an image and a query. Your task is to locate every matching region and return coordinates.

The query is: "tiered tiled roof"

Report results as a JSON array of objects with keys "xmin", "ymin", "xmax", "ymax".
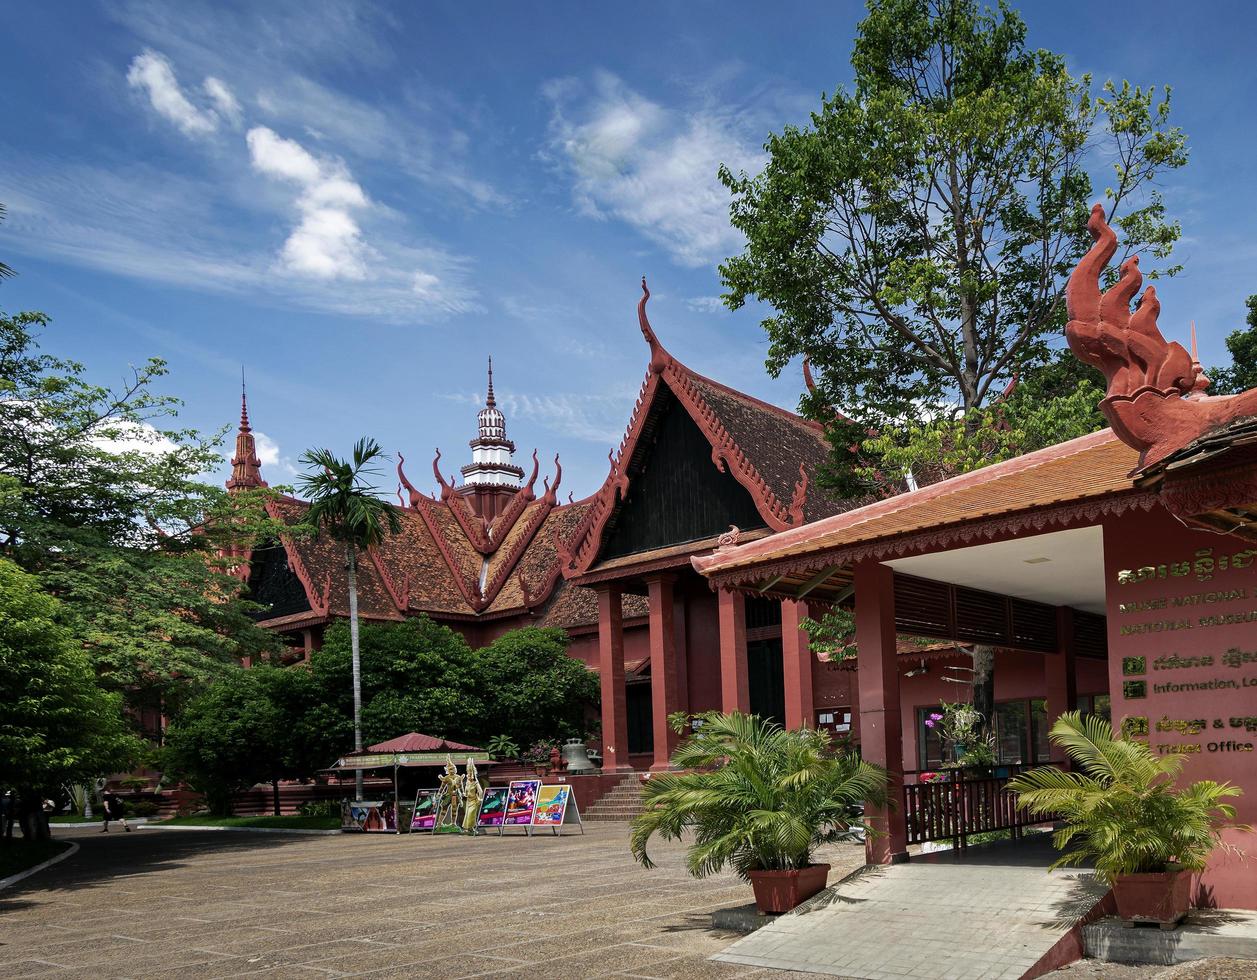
[
  {"xmin": 693, "ymin": 428, "xmax": 1146, "ymax": 595},
  {"xmin": 559, "ymin": 280, "xmax": 848, "ymax": 578},
  {"xmin": 244, "ymin": 281, "xmax": 847, "ymax": 632}
]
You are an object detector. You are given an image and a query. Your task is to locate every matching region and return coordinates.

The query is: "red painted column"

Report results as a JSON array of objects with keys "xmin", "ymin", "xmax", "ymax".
[
  {"xmin": 854, "ymin": 560, "xmax": 906, "ymax": 864},
  {"xmin": 718, "ymin": 588, "xmax": 750, "ymax": 713},
  {"xmin": 1047, "ymin": 607, "xmax": 1078, "ymax": 766},
  {"xmin": 597, "ymin": 584, "xmax": 633, "ymax": 772},
  {"xmin": 781, "ymin": 599, "xmax": 814, "ymax": 730},
  {"xmin": 647, "ymin": 574, "xmax": 681, "ymax": 770}
]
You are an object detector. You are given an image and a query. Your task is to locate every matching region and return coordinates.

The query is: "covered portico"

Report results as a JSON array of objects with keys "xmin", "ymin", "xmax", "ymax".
[{"xmin": 696, "ymin": 428, "xmax": 1132, "ymax": 862}]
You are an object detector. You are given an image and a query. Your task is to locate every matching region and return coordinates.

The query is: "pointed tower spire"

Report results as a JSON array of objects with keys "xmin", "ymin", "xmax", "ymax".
[
  {"xmin": 486, "ymin": 355, "xmax": 496, "ymax": 408},
  {"xmin": 1188, "ymin": 320, "xmax": 1210, "ymax": 397},
  {"xmin": 226, "ymin": 370, "xmax": 268, "ymax": 490}
]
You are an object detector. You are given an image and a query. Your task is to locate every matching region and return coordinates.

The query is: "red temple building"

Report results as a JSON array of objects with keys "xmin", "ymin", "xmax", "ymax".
[
  {"xmin": 697, "ymin": 206, "xmax": 1257, "ymax": 909},
  {"xmin": 232, "ymin": 281, "xmax": 853, "ymax": 775}
]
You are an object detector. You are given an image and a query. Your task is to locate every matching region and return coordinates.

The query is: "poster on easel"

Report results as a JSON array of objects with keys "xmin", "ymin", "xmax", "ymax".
[
  {"xmin": 409, "ymin": 789, "xmax": 440, "ymax": 831},
  {"xmin": 531, "ymin": 785, "xmax": 584, "ymax": 835},
  {"xmin": 500, "ymin": 779, "xmax": 541, "ymax": 835},
  {"xmin": 476, "ymin": 787, "xmax": 509, "ymax": 828}
]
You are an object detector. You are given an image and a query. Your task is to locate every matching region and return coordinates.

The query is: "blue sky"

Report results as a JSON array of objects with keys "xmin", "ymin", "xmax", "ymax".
[{"xmin": 4, "ymin": 1, "xmax": 1257, "ymax": 497}]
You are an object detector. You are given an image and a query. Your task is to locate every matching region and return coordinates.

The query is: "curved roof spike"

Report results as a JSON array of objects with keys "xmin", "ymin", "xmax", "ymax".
[
  {"xmin": 396, "ymin": 483, "xmax": 405, "ymax": 509},
  {"xmin": 397, "ymin": 452, "xmax": 423, "ymax": 505},
  {"xmin": 638, "ymin": 276, "xmax": 671, "ymax": 374},
  {"xmin": 542, "ymin": 453, "xmax": 562, "ymax": 504},
  {"xmin": 567, "ymin": 491, "xmax": 574, "ymax": 504},
  {"xmin": 432, "ymin": 448, "xmax": 454, "ymax": 499},
  {"xmin": 802, "ymin": 355, "xmax": 817, "ymax": 396},
  {"xmin": 524, "ymin": 449, "xmax": 540, "ymax": 491}
]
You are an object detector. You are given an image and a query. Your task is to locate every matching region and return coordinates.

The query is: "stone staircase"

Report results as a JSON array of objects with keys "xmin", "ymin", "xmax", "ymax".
[{"xmin": 582, "ymin": 775, "xmax": 647, "ymax": 821}]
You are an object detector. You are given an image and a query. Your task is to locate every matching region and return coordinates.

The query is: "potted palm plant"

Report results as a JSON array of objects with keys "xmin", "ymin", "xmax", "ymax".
[
  {"xmin": 629, "ymin": 712, "xmax": 887, "ymax": 914},
  {"xmin": 1008, "ymin": 711, "xmax": 1247, "ymax": 927}
]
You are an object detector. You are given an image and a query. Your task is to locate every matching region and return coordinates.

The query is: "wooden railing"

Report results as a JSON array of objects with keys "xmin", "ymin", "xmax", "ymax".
[{"xmin": 902, "ymin": 765, "xmax": 1057, "ymax": 852}]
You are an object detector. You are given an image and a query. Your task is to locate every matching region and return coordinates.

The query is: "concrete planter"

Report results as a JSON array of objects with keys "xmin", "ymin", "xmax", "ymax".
[
  {"xmin": 1112, "ymin": 868, "xmax": 1191, "ymax": 927},
  {"xmin": 747, "ymin": 863, "xmax": 830, "ymax": 914}
]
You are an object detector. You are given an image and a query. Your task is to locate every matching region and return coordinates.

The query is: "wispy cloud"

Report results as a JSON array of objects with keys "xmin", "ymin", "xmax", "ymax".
[
  {"xmin": 441, "ymin": 388, "xmax": 634, "ymax": 445},
  {"xmin": 126, "ymin": 50, "xmax": 225, "ymax": 137},
  {"xmin": 542, "ymin": 71, "xmax": 765, "ymax": 268},
  {"xmin": 686, "ymin": 296, "xmax": 728, "ymax": 314},
  {"xmin": 4, "ymin": 40, "xmax": 482, "ymax": 322}
]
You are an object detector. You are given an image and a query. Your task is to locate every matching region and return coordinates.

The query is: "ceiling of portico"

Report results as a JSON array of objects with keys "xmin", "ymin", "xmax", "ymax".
[{"xmin": 886, "ymin": 525, "xmax": 1106, "ymax": 615}]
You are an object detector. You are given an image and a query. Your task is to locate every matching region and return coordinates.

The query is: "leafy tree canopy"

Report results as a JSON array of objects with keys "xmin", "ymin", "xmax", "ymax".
[
  {"xmin": 1207, "ymin": 295, "xmax": 1257, "ymax": 396},
  {"xmin": 0, "ymin": 558, "xmax": 141, "ymax": 824},
  {"xmin": 162, "ymin": 663, "xmax": 322, "ymax": 815},
  {"xmin": 0, "ymin": 310, "xmax": 284, "ymax": 717},
  {"xmin": 473, "ymin": 626, "xmax": 600, "ymax": 748},
  {"xmin": 721, "ymin": 0, "xmax": 1186, "ymax": 491}
]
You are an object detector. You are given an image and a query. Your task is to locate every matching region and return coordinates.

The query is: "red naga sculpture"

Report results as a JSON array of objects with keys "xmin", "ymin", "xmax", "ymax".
[{"xmin": 1066, "ymin": 203, "xmax": 1257, "ymax": 470}]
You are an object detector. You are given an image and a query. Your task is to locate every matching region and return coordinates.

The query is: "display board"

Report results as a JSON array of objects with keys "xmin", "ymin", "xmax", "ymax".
[
  {"xmin": 500, "ymin": 779, "xmax": 541, "ymax": 835},
  {"xmin": 530, "ymin": 784, "xmax": 584, "ymax": 835},
  {"xmin": 341, "ymin": 800, "xmax": 391, "ymax": 833},
  {"xmin": 409, "ymin": 789, "xmax": 439, "ymax": 831},
  {"xmin": 476, "ymin": 787, "xmax": 509, "ymax": 827}
]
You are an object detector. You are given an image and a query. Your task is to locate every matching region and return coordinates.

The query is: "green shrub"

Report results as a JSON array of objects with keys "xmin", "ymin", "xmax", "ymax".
[
  {"xmin": 631, "ymin": 712, "xmax": 887, "ymax": 878},
  {"xmin": 297, "ymin": 799, "xmax": 340, "ymax": 818},
  {"xmin": 1008, "ymin": 711, "xmax": 1248, "ymax": 884},
  {"xmin": 124, "ymin": 801, "xmax": 160, "ymax": 818}
]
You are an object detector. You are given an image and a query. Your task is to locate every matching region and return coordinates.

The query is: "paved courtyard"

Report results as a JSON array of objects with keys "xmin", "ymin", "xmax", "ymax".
[{"xmin": 0, "ymin": 823, "xmax": 864, "ymax": 979}]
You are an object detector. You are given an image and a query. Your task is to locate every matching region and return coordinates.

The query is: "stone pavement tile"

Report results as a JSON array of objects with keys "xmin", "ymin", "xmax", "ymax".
[
  {"xmin": 486, "ymin": 942, "xmax": 689, "ymax": 979},
  {"xmin": 612, "ymin": 952, "xmax": 769, "ymax": 978},
  {"xmin": 0, "ymin": 960, "xmax": 76, "ymax": 978}
]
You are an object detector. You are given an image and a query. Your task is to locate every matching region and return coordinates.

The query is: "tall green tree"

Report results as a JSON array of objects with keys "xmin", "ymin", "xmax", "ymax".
[
  {"xmin": 1207, "ymin": 295, "xmax": 1257, "ymax": 395},
  {"xmin": 721, "ymin": 0, "xmax": 1187, "ymax": 491},
  {"xmin": 474, "ymin": 627, "xmax": 600, "ymax": 747},
  {"xmin": 0, "ymin": 311, "xmax": 283, "ymax": 721},
  {"xmin": 297, "ymin": 439, "xmax": 400, "ymax": 799},
  {"xmin": 0, "ymin": 558, "xmax": 141, "ymax": 838},
  {"xmin": 162, "ymin": 664, "xmax": 323, "ymax": 816}
]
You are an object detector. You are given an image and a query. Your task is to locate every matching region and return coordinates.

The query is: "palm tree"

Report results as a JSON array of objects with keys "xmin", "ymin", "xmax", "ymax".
[
  {"xmin": 1008, "ymin": 711, "xmax": 1245, "ymax": 884},
  {"xmin": 297, "ymin": 438, "xmax": 400, "ymax": 800},
  {"xmin": 630, "ymin": 712, "xmax": 887, "ymax": 878}
]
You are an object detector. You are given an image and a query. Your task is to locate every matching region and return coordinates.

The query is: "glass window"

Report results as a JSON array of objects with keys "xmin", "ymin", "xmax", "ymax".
[
  {"xmin": 992, "ymin": 701, "xmax": 1027, "ymax": 765},
  {"xmin": 916, "ymin": 705, "xmax": 947, "ymax": 768},
  {"xmin": 1030, "ymin": 699, "xmax": 1051, "ymax": 763}
]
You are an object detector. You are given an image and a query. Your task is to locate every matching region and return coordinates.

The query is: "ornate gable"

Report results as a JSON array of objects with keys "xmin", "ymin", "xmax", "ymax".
[{"xmin": 560, "ymin": 280, "xmax": 845, "ymax": 577}]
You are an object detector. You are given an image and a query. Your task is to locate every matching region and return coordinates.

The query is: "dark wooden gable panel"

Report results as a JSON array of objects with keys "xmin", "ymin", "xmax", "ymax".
[
  {"xmin": 601, "ymin": 389, "xmax": 767, "ymax": 560},
  {"xmin": 246, "ymin": 543, "xmax": 312, "ymax": 620}
]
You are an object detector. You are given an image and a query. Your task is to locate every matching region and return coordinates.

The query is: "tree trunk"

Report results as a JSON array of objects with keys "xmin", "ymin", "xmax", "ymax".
[
  {"xmin": 18, "ymin": 794, "xmax": 50, "ymax": 841},
  {"xmin": 272, "ymin": 778, "xmax": 281, "ymax": 817},
  {"xmin": 971, "ymin": 644, "xmax": 996, "ymax": 728},
  {"xmin": 347, "ymin": 545, "xmax": 364, "ymax": 801}
]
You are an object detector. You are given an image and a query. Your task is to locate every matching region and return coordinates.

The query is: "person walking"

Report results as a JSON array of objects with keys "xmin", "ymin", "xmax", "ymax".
[
  {"xmin": 0, "ymin": 790, "xmax": 14, "ymax": 838},
  {"xmin": 101, "ymin": 791, "xmax": 130, "ymax": 832}
]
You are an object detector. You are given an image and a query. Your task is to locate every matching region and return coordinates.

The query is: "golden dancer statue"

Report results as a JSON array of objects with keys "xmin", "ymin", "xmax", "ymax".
[
  {"xmin": 435, "ymin": 755, "xmax": 463, "ymax": 830},
  {"xmin": 461, "ymin": 757, "xmax": 484, "ymax": 835}
]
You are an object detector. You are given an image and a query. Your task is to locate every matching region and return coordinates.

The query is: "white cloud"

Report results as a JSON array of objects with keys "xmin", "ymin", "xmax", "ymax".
[
  {"xmin": 686, "ymin": 296, "xmax": 728, "ymax": 314},
  {"xmin": 544, "ymin": 72, "xmax": 765, "ymax": 268},
  {"xmin": 91, "ymin": 418, "xmax": 180, "ymax": 457},
  {"xmin": 126, "ymin": 49, "xmax": 230, "ymax": 137},
  {"xmin": 252, "ymin": 431, "xmax": 297, "ymax": 477},
  {"xmin": 246, "ymin": 125, "xmax": 371, "ymax": 280},
  {"xmin": 203, "ymin": 76, "xmax": 242, "ymax": 127}
]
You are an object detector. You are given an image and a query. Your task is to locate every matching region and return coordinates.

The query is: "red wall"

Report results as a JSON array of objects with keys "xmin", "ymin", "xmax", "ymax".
[{"xmin": 1102, "ymin": 508, "xmax": 1257, "ymax": 910}]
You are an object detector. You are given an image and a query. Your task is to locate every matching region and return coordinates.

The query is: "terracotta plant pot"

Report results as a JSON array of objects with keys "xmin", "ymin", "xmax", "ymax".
[
  {"xmin": 747, "ymin": 863, "xmax": 831, "ymax": 914},
  {"xmin": 1112, "ymin": 868, "xmax": 1192, "ymax": 926}
]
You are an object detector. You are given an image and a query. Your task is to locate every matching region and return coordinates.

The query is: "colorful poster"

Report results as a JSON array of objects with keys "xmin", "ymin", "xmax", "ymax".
[
  {"xmin": 476, "ymin": 787, "xmax": 509, "ymax": 827},
  {"xmin": 341, "ymin": 800, "xmax": 369, "ymax": 832},
  {"xmin": 531, "ymin": 785, "xmax": 571, "ymax": 826},
  {"xmin": 409, "ymin": 789, "xmax": 439, "ymax": 830},
  {"xmin": 503, "ymin": 779, "xmax": 541, "ymax": 825}
]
